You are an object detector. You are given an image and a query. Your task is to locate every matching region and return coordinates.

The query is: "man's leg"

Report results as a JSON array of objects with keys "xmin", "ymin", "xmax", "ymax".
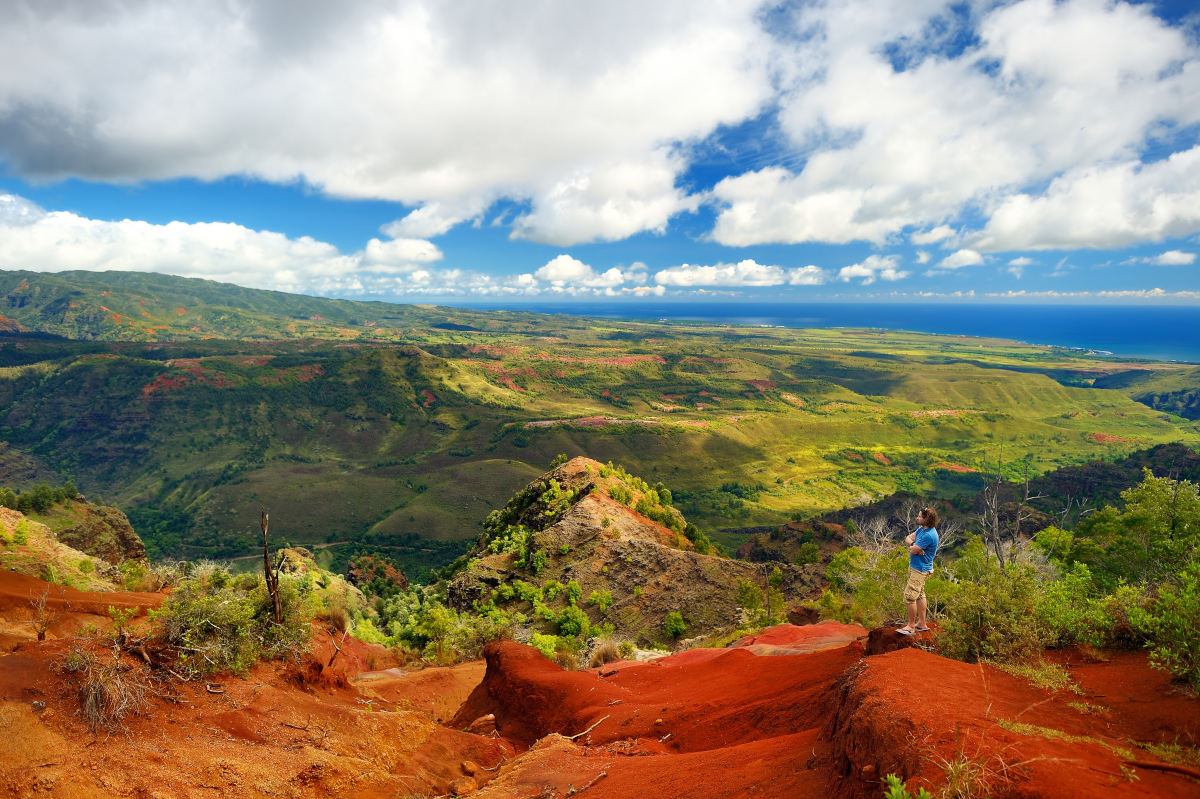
[
  {"xmin": 903, "ymin": 601, "xmax": 917, "ymax": 631},
  {"xmin": 916, "ymin": 596, "xmax": 928, "ymax": 629}
]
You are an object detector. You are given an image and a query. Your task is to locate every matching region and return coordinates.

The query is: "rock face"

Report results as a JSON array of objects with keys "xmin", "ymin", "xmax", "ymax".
[
  {"xmin": 447, "ymin": 457, "xmax": 819, "ymax": 644},
  {"xmin": 54, "ymin": 501, "xmax": 146, "ymax": 565}
]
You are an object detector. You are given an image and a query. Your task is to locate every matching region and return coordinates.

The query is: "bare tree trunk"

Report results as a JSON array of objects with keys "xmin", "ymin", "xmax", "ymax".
[{"xmin": 261, "ymin": 507, "xmax": 283, "ymax": 625}]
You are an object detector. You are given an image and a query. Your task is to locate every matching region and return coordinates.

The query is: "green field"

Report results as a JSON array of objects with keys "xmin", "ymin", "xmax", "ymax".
[{"xmin": 1, "ymin": 270, "xmax": 1197, "ymax": 568}]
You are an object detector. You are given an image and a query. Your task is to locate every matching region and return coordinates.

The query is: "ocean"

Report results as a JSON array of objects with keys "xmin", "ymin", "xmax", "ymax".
[{"xmin": 457, "ymin": 302, "xmax": 1200, "ymax": 363}]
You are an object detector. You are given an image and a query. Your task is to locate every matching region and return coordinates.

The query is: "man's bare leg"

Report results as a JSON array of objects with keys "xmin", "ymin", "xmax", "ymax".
[{"xmin": 916, "ymin": 597, "xmax": 928, "ymax": 629}]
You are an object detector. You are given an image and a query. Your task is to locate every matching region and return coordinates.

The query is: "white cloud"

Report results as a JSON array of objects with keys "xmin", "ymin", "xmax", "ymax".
[
  {"xmin": 653, "ymin": 259, "xmax": 827, "ymax": 287},
  {"xmin": 382, "ymin": 197, "xmax": 492, "ymax": 239},
  {"xmin": 710, "ymin": 0, "xmax": 1200, "ymax": 249},
  {"xmin": 0, "ymin": 1, "xmax": 773, "ymax": 246},
  {"xmin": 1151, "ymin": 250, "xmax": 1196, "ymax": 265},
  {"xmin": 837, "ymin": 254, "xmax": 908, "ymax": 285},
  {"xmin": 0, "ymin": 192, "xmax": 441, "ymax": 294},
  {"xmin": 939, "ymin": 249, "xmax": 984, "ymax": 269},
  {"xmin": 511, "ymin": 151, "xmax": 700, "ymax": 246},
  {"xmin": 916, "ymin": 250, "xmax": 931, "ymax": 264},
  {"xmin": 1008, "ymin": 257, "xmax": 1033, "ymax": 267},
  {"xmin": 911, "ymin": 226, "xmax": 955, "ymax": 245},
  {"xmin": 531, "ymin": 254, "xmax": 632, "ymax": 291}
]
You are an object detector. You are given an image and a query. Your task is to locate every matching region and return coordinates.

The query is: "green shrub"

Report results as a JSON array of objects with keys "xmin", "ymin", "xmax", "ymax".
[
  {"xmin": 556, "ymin": 605, "xmax": 590, "ymax": 638},
  {"xmin": 795, "ymin": 541, "xmax": 820, "ymax": 566},
  {"xmin": 664, "ymin": 611, "xmax": 686, "ymax": 639},
  {"xmin": 529, "ymin": 633, "xmax": 559, "ymax": 660},
  {"xmin": 565, "ymin": 580, "xmax": 583, "ymax": 606},
  {"xmin": 938, "ymin": 564, "xmax": 1045, "ymax": 663},
  {"xmin": 13, "ymin": 519, "xmax": 29, "ymax": 546},
  {"xmin": 588, "ymin": 589, "xmax": 614, "ymax": 612},
  {"xmin": 1131, "ymin": 563, "xmax": 1200, "ymax": 690},
  {"xmin": 1034, "ymin": 563, "xmax": 1149, "ymax": 650},
  {"xmin": 152, "ymin": 566, "xmax": 310, "ymax": 676}
]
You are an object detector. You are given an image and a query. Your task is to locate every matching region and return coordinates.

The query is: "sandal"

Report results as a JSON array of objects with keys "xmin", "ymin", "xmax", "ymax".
[
  {"xmin": 915, "ymin": 626, "xmax": 931, "ymax": 632},
  {"xmin": 896, "ymin": 627, "xmax": 915, "ymax": 636}
]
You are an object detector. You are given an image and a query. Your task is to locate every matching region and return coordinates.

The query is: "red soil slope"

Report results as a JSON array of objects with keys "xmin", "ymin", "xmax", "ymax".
[{"xmin": 2, "ymin": 571, "xmax": 1198, "ymax": 799}]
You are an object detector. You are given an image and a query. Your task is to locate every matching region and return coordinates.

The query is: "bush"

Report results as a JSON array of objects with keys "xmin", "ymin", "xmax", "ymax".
[
  {"xmin": 938, "ymin": 565, "xmax": 1045, "ymax": 663},
  {"xmin": 1132, "ymin": 563, "xmax": 1200, "ymax": 690},
  {"xmin": 794, "ymin": 541, "xmax": 820, "ymax": 566},
  {"xmin": 664, "ymin": 611, "xmax": 686, "ymax": 639},
  {"xmin": 1034, "ymin": 563, "xmax": 1149, "ymax": 650},
  {"xmin": 588, "ymin": 589, "xmax": 614, "ymax": 612},
  {"xmin": 152, "ymin": 566, "xmax": 310, "ymax": 676},
  {"xmin": 529, "ymin": 633, "xmax": 559, "ymax": 660}
]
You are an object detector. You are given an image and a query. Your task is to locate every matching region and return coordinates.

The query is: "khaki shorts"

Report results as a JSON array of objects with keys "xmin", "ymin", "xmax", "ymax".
[{"xmin": 903, "ymin": 567, "xmax": 931, "ymax": 603}]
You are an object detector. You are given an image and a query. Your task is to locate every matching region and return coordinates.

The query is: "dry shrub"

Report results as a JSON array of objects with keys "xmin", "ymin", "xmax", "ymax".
[
  {"xmin": 587, "ymin": 638, "xmax": 622, "ymax": 668},
  {"xmin": 60, "ymin": 644, "xmax": 150, "ymax": 732},
  {"xmin": 325, "ymin": 599, "xmax": 351, "ymax": 633}
]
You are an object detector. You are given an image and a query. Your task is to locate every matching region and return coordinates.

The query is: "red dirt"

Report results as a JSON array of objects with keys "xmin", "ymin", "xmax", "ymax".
[
  {"xmin": 4, "ymin": 571, "xmax": 1198, "ymax": 799},
  {"xmin": 873, "ymin": 452, "xmax": 892, "ymax": 465},
  {"xmin": 747, "ymin": 379, "xmax": 776, "ymax": 391},
  {"xmin": 930, "ymin": 461, "xmax": 981, "ymax": 473},
  {"xmin": 1089, "ymin": 432, "xmax": 1137, "ymax": 444}
]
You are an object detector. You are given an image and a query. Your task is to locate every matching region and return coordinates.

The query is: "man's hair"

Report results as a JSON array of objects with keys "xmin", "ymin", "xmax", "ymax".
[{"xmin": 921, "ymin": 506, "xmax": 939, "ymax": 528}]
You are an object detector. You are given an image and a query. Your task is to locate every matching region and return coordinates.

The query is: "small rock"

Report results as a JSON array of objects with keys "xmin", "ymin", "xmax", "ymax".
[
  {"xmin": 861, "ymin": 764, "xmax": 876, "ymax": 776},
  {"xmin": 31, "ymin": 701, "xmax": 45, "ymax": 713},
  {"xmin": 653, "ymin": 718, "xmax": 664, "ymax": 726},
  {"xmin": 461, "ymin": 761, "xmax": 479, "ymax": 776}
]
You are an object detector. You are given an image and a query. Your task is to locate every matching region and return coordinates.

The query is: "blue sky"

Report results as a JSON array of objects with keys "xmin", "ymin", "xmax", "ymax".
[{"xmin": 1, "ymin": 0, "xmax": 1198, "ymax": 305}]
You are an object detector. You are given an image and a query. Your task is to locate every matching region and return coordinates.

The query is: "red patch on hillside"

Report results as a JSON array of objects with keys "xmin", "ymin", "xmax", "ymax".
[
  {"xmin": 173, "ymin": 306, "xmax": 187, "ymax": 315},
  {"xmin": 844, "ymin": 451, "xmax": 865, "ymax": 461},
  {"xmin": 1089, "ymin": 432, "xmax": 1135, "ymax": 444},
  {"xmin": 600, "ymin": 389, "xmax": 611, "ymax": 397},
  {"xmin": 929, "ymin": 462, "xmax": 981, "ymax": 473},
  {"xmin": 421, "ymin": 388, "xmax": 437, "ymax": 407},
  {"xmin": 873, "ymin": 452, "xmax": 891, "ymax": 465},
  {"xmin": 747, "ymin": 379, "xmax": 776, "ymax": 391},
  {"xmin": 142, "ymin": 358, "xmax": 243, "ymax": 396}
]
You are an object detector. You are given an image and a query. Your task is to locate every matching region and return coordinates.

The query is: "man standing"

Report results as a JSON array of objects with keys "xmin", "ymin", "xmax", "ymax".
[{"xmin": 897, "ymin": 506, "xmax": 939, "ymax": 635}]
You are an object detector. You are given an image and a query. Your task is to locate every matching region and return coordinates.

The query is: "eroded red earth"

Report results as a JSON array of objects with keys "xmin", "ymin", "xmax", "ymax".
[{"xmin": 1, "ymin": 573, "xmax": 1197, "ymax": 798}]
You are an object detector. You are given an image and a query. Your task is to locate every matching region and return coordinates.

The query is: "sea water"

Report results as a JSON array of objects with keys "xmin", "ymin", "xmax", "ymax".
[{"xmin": 458, "ymin": 302, "xmax": 1200, "ymax": 364}]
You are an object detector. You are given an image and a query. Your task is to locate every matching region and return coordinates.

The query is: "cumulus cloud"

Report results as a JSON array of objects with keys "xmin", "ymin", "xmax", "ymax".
[
  {"xmin": 1150, "ymin": 250, "xmax": 1196, "ymax": 265},
  {"xmin": 710, "ymin": 0, "xmax": 1200, "ymax": 250},
  {"xmin": 0, "ymin": 192, "xmax": 444, "ymax": 295},
  {"xmin": 939, "ymin": 249, "xmax": 984, "ymax": 269},
  {"xmin": 653, "ymin": 260, "xmax": 827, "ymax": 287},
  {"xmin": 0, "ymin": 1, "xmax": 773, "ymax": 246},
  {"xmin": 529, "ymin": 254, "xmax": 634, "ymax": 292},
  {"xmin": 1009, "ymin": 257, "xmax": 1034, "ymax": 267},
  {"xmin": 911, "ymin": 226, "xmax": 955, "ymax": 245},
  {"xmin": 972, "ymin": 148, "xmax": 1200, "ymax": 251},
  {"xmin": 837, "ymin": 255, "xmax": 908, "ymax": 285}
]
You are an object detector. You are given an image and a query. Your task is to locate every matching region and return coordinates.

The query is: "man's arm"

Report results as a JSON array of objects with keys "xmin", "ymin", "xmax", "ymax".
[{"xmin": 908, "ymin": 544, "xmax": 924, "ymax": 555}]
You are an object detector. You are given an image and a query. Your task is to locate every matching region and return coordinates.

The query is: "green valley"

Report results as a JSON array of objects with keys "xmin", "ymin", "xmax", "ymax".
[{"xmin": 1, "ymin": 270, "xmax": 1197, "ymax": 570}]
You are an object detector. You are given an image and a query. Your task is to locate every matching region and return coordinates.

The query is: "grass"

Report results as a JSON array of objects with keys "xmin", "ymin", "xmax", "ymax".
[
  {"xmin": 996, "ymin": 660, "xmax": 1084, "ymax": 695},
  {"xmin": 994, "ymin": 719, "xmax": 1137, "ymax": 761},
  {"xmin": 1139, "ymin": 740, "xmax": 1200, "ymax": 768}
]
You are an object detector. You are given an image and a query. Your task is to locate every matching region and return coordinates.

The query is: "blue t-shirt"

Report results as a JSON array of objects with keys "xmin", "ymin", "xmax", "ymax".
[{"xmin": 910, "ymin": 526, "xmax": 938, "ymax": 573}]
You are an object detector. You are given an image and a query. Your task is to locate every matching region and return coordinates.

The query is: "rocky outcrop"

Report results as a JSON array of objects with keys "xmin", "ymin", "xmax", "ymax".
[
  {"xmin": 54, "ymin": 501, "xmax": 146, "ymax": 565},
  {"xmin": 447, "ymin": 457, "xmax": 819, "ymax": 644}
]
